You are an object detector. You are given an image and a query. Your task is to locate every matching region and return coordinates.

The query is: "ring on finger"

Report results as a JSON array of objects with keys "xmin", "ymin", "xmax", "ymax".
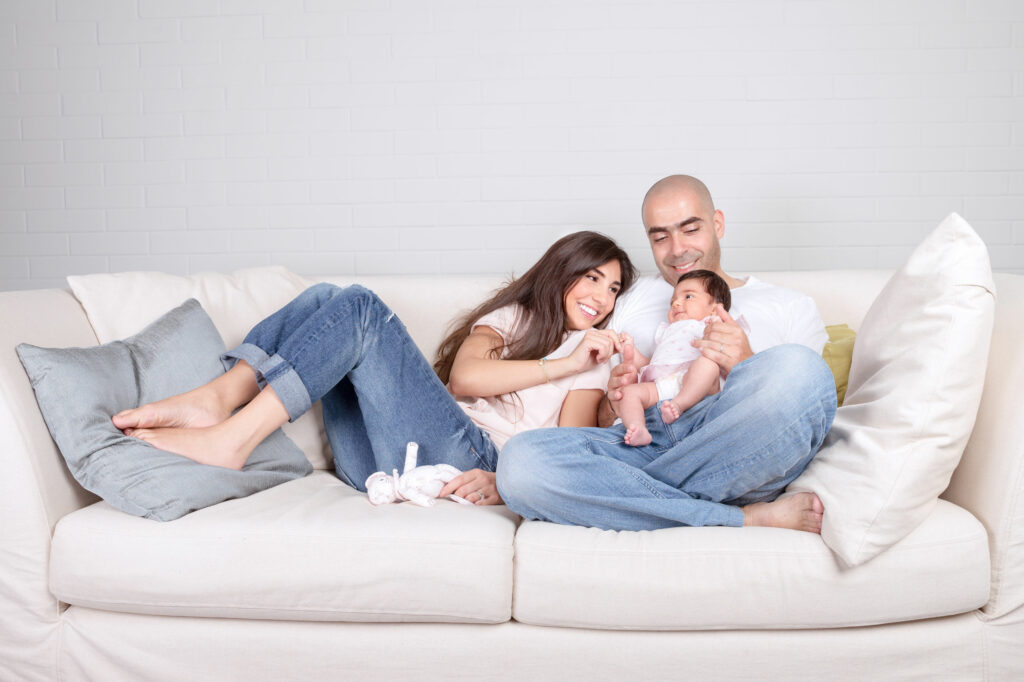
[{"xmin": 476, "ymin": 489, "xmax": 486, "ymax": 501}]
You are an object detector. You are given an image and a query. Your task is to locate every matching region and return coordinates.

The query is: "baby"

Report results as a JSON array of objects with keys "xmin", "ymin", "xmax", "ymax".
[{"xmin": 618, "ymin": 270, "xmax": 735, "ymax": 447}]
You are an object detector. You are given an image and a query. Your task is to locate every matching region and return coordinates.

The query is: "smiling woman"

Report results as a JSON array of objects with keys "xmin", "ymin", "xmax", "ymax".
[
  {"xmin": 113, "ymin": 230, "xmax": 637, "ymax": 508},
  {"xmin": 563, "ymin": 259, "xmax": 622, "ymax": 330}
]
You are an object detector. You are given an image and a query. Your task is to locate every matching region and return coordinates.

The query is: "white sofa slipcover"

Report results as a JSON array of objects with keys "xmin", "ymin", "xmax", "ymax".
[{"xmin": 2, "ymin": 269, "xmax": 1023, "ymax": 681}]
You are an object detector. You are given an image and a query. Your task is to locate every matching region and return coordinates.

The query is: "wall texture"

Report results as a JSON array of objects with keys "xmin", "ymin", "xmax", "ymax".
[{"xmin": 1, "ymin": 0, "xmax": 1022, "ymax": 290}]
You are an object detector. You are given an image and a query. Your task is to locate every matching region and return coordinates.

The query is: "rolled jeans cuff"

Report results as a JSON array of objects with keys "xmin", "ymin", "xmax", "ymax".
[
  {"xmin": 221, "ymin": 342, "xmax": 312, "ymax": 422},
  {"xmin": 723, "ymin": 504, "xmax": 745, "ymax": 528}
]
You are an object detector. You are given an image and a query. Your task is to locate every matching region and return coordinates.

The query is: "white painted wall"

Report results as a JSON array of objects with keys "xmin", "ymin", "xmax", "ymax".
[{"xmin": 2, "ymin": 0, "xmax": 1022, "ymax": 290}]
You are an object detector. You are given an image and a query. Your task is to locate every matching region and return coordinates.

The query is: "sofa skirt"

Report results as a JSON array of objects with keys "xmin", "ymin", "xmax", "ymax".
[{"xmin": 58, "ymin": 606, "xmax": 987, "ymax": 681}]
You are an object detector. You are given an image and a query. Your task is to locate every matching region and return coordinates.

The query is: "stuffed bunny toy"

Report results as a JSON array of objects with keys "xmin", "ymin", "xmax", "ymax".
[{"xmin": 365, "ymin": 443, "xmax": 473, "ymax": 507}]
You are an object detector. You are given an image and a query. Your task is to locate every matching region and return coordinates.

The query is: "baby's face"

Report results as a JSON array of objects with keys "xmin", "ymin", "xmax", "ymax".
[{"xmin": 668, "ymin": 280, "xmax": 717, "ymax": 323}]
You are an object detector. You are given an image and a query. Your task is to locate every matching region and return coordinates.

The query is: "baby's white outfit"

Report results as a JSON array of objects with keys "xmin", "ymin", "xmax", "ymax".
[
  {"xmin": 639, "ymin": 319, "xmax": 707, "ymax": 401},
  {"xmin": 639, "ymin": 315, "xmax": 750, "ymax": 401}
]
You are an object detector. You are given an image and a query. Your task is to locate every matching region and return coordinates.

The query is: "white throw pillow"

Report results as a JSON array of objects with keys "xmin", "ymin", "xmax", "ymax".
[
  {"xmin": 67, "ymin": 266, "xmax": 332, "ymax": 470},
  {"xmin": 789, "ymin": 213, "xmax": 995, "ymax": 567}
]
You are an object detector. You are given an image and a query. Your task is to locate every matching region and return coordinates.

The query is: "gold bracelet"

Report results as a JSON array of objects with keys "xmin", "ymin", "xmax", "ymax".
[{"xmin": 539, "ymin": 357, "xmax": 551, "ymax": 383}]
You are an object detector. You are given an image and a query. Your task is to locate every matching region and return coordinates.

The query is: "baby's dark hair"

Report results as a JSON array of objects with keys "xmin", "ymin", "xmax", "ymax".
[{"xmin": 677, "ymin": 270, "xmax": 731, "ymax": 311}]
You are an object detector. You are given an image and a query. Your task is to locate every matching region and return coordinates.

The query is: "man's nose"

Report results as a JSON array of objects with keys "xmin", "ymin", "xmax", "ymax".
[{"xmin": 671, "ymin": 232, "xmax": 688, "ymax": 255}]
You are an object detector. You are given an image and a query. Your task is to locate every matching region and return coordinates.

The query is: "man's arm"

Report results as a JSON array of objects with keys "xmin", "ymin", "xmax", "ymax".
[
  {"xmin": 597, "ymin": 393, "xmax": 618, "ymax": 428},
  {"xmin": 788, "ymin": 295, "xmax": 828, "ymax": 353}
]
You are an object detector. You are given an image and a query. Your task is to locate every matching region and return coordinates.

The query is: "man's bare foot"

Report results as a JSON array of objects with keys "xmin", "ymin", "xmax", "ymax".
[
  {"xmin": 741, "ymin": 492, "xmax": 824, "ymax": 533},
  {"xmin": 128, "ymin": 423, "xmax": 252, "ymax": 470},
  {"xmin": 623, "ymin": 424, "xmax": 652, "ymax": 447},
  {"xmin": 113, "ymin": 388, "xmax": 231, "ymax": 432},
  {"xmin": 660, "ymin": 400, "xmax": 682, "ymax": 425}
]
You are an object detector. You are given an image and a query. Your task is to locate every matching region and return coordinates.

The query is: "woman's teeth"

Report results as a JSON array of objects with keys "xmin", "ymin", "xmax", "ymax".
[{"xmin": 579, "ymin": 303, "xmax": 598, "ymax": 318}]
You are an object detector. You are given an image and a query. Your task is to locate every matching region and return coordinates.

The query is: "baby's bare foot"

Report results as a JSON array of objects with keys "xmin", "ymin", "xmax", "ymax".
[
  {"xmin": 742, "ymin": 492, "xmax": 824, "ymax": 533},
  {"xmin": 129, "ymin": 423, "xmax": 250, "ymax": 470},
  {"xmin": 624, "ymin": 424, "xmax": 652, "ymax": 447},
  {"xmin": 113, "ymin": 389, "xmax": 230, "ymax": 432},
  {"xmin": 660, "ymin": 400, "xmax": 681, "ymax": 425}
]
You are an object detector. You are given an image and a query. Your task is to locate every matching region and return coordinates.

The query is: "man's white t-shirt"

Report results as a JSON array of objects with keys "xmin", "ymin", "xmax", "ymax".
[{"xmin": 609, "ymin": 274, "xmax": 827, "ymax": 358}]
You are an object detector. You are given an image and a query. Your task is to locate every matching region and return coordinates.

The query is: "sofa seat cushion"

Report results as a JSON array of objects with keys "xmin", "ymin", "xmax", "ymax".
[
  {"xmin": 50, "ymin": 472, "xmax": 518, "ymax": 624},
  {"xmin": 512, "ymin": 500, "xmax": 988, "ymax": 630}
]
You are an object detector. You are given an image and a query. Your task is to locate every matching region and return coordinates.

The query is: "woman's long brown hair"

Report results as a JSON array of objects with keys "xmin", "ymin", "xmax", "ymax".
[{"xmin": 433, "ymin": 231, "xmax": 637, "ymax": 385}]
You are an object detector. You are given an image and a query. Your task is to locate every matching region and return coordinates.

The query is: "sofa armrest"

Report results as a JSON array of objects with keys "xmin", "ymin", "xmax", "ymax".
[
  {"xmin": 0, "ymin": 288, "xmax": 103, "ymax": 678},
  {"xmin": 944, "ymin": 272, "xmax": 1024, "ymax": 620},
  {"xmin": 0, "ymin": 289, "xmax": 100, "ymax": 529}
]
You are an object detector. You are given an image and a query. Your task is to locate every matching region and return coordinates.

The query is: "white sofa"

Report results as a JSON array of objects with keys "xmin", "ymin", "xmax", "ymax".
[{"xmin": 2, "ymin": 268, "xmax": 1023, "ymax": 681}]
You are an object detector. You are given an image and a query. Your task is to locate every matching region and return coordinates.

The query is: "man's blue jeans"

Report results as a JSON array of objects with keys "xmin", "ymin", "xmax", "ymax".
[
  {"xmin": 496, "ymin": 344, "xmax": 837, "ymax": 530},
  {"xmin": 222, "ymin": 283, "xmax": 499, "ymax": 490}
]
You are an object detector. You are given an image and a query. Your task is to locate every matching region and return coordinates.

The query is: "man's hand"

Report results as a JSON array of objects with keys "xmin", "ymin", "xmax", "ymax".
[
  {"xmin": 693, "ymin": 305, "xmax": 753, "ymax": 376},
  {"xmin": 598, "ymin": 335, "xmax": 639, "ymax": 426}
]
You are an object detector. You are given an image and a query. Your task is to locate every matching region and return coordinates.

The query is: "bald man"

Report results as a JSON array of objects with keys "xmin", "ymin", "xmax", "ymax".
[{"xmin": 496, "ymin": 175, "xmax": 837, "ymax": 533}]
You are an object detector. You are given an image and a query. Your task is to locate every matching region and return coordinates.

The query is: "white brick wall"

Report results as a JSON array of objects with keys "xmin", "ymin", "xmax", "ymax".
[{"xmin": 1, "ymin": 0, "xmax": 1022, "ymax": 290}]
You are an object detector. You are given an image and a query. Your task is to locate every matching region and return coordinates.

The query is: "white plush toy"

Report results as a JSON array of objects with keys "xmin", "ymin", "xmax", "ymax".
[{"xmin": 365, "ymin": 443, "xmax": 473, "ymax": 507}]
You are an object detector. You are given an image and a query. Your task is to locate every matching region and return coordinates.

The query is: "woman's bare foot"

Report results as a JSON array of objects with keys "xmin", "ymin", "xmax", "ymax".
[
  {"xmin": 624, "ymin": 423, "xmax": 652, "ymax": 447},
  {"xmin": 129, "ymin": 422, "xmax": 252, "ymax": 470},
  {"xmin": 113, "ymin": 388, "xmax": 231, "ymax": 432},
  {"xmin": 741, "ymin": 492, "xmax": 824, "ymax": 533},
  {"xmin": 660, "ymin": 400, "xmax": 682, "ymax": 425},
  {"xmin": 113, "ymin": 363, "xmax": 259, "ymax": 432},
  {"xmin": 128, "ymin": 385, "xmax": 290, "ymax": 470}
]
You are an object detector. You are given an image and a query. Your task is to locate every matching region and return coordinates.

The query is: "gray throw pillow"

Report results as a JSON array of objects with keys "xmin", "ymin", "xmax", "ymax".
[{"xmin": 17, "ymin": 298, "xmax": 311, "ymax": 521}]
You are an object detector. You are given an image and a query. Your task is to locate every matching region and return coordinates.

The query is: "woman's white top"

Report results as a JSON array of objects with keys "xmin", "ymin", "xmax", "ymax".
[{"xmin": 453, "ymin": 304, "xmax": 612, "ymax": 450}]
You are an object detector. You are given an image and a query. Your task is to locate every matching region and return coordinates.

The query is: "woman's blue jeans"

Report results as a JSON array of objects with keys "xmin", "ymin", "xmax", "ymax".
[
  {"xmin": 222, "ymin": 283, "xmax": 499, "ymax": 490},
  {"xmin": 496, "ymin": 344, "xmax": 837, "ymax": 530}
]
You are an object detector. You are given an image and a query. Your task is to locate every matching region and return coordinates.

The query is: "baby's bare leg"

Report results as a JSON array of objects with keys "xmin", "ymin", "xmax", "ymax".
[
  {"xmin": 619, "ymin": 382, "xmax": 661, "ymax": 447},
  {"xmin": 661, "ymin": 357, "xmax": 721, "ymax": 425}
]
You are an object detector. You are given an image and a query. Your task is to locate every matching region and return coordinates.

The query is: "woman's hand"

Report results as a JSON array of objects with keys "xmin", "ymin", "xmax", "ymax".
[
  {"xmin": 440, "ymin": 469, "xmax": 503, "ymax": 506},
  {"xmin": 566, "ymin": 328, "xmax": 621, "ymax": 374},
  {"xmin": 692, "ymin": 305, "xmax": 753, "ymax": 376}
]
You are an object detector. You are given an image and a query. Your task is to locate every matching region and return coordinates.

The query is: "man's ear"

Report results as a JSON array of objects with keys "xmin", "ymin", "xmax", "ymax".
[{"xmin": 714, "ymin": 209, "xmax": 725, "ymax": 239}]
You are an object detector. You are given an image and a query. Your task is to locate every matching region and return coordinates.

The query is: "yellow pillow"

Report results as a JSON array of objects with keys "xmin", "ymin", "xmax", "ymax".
[{"xmin": 822, "ymin": 324, "xmax": 856, "ymax": 406}]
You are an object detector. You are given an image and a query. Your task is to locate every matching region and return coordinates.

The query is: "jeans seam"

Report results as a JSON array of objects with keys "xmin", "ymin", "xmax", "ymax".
[
  {"xmin": 287, "ymin": 291, "xmax": 366, "ymax": 385},
  {"xmin": 586, "ymin": 437, "xmax": 666, "ymax": 499},
  {"xmin": 715, "ymin": 392, "xmax": 830, "ymax": 495},
  {"xmin": 369, "ymin": 290, "xmax": 498, "ymax": 473}
]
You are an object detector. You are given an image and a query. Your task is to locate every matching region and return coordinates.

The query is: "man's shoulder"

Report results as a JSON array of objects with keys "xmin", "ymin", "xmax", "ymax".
[
  {"xmin": 733, "ymin": 275, "xmax": 814, "ymax": 305},
  {"xmin": 609, "ymin": 274, "xmax": 671, "ymax": 342}
]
